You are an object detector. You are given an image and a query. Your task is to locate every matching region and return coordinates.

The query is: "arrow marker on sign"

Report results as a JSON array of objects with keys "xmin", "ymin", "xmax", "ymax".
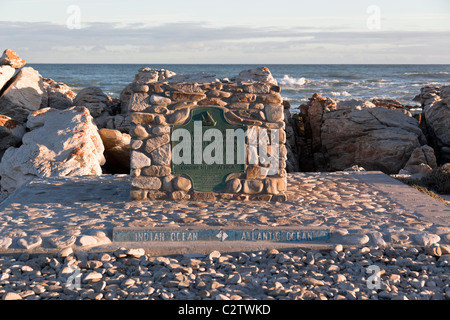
[{"xmin": 216, "ymin": 230, "xmax": 228, "ymax": 242}]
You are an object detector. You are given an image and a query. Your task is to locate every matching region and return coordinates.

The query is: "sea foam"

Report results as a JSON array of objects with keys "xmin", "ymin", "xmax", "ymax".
[{"xmin": 279, "ymin": 75, "xmax": 308, "ymax": 87}]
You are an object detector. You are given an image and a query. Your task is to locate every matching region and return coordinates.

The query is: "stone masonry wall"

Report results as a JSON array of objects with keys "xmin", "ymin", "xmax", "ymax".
[{"xmin": 129, "ymin": 67, "xmax": 288, "ymax": 201}]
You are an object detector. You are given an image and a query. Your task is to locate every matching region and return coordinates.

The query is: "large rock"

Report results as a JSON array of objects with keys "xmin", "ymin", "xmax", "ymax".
[
  {"xmin": 73, "ymin": 86, "xmax": 112, "ymax": 128},
  {"xmin": 99, "ymin": 128, "xmax": 131, "ymax": 174},
  {"xmin": 283, "ymin": 101, "xmax": 300, "ymax": 172},
  {"xmin": 235, "ymin": 67, "xmax": 278, "ymax": 85},
  {"xmin": 164, "ymin": 72, "xmax": 218, "ymax": 84},
  {"xmin": 119, "ymin": 68, "xmax": 177, "ymax": 113},
  {"xmin": 0, "ymin": 106, "xmax": 105, "ymax": 193},
  {"xmin": 420, "ymin": 86, "xmax": 450, "ymax": 164},
  {"xmin": 134, "ymin": 67, "xmax": 176, "ymax": 83},
  {"xmin": 0, "ymin": 49, "xmax": 26, "ymax": 69},
  {"xmin": 0, "ymin": 67, "xmax": 45, "ymax": 122},
  {"xmin": 0, "ymin": 115, "xmax": 25, "ymax": 158},
  {"xmin": 299, "ymin": 94, "xmax": 425, "ymax": 174},
  {"xmin": 401, "ymin": 145, "xmax": 437, "ymax": 175},
  {"xmin": 0, "ymin": 65, "xmax": 15, "ymax": 92},
  {"xmin": 40, "ymin": 78, "xmax": 76, "ymax": 109}
]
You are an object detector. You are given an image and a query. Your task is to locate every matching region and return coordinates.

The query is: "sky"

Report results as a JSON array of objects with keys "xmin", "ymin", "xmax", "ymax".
[{"xmin": 1, "ymin": 0, "xmax": 449, "ymax": 64}]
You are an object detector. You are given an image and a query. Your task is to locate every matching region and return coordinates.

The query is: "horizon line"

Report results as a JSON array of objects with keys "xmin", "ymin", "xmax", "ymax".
[{"xmin": 27, "ymin": 62, "xmax": 450, "ymax": 66}]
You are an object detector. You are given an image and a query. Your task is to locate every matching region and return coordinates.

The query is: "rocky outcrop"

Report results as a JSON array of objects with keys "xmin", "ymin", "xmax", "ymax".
[
  {"xmin": 0, "ymin": 106, "xmax": 105, "ymax": 193},
  {"xmin": 40, "ymin": 78, "xmax": 76, "ymax": 109},
  {"xmin": 73, "ymin": 86, "xmax": 113, "ymax": 129},
  {"xmin": 0, "ymin": 115, "xmax": 25, "ymax": 158},
  {"xmin": 235, "ymin": 67, "xmax": 278, "ymax": 86},
  {"xmin": 299, "ymin": 94, "xmax": 426, "ymax": 174},
  {"xmin": 99, "ymin": 128, "xmax": 130, "ymax": 174},
  {"xmin": 400, "ymin": 145, "xmax": 437, "ymax": 176},
  {"xmin": 0, "ymin": 49, "xmax": 26, "ymax": 69},
  {"xmin": 415, "ymin": 86, "xmax": 450, "ymax": 164},
  {"xmin": 0, "ymin": 67, "xmax": 45, "ymax": 122},
  {"xmin": 283, "ymin": 101, "xmax": 300, "ymax": 172},
  {"xmin": 120, "ymin": 68, "xmax": 177, "ymax": 114}
]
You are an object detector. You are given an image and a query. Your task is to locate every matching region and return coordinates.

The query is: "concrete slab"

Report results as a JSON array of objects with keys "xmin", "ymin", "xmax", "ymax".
[{"xmin": 0, "ymin": 172, "xmax": 448, "ymax": 255}]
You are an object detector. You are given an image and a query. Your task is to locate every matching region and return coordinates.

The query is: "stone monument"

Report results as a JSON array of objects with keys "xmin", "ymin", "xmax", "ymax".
[{"xmin": 129, "ymin": 67, "xmax": 288, "ymax": 201}]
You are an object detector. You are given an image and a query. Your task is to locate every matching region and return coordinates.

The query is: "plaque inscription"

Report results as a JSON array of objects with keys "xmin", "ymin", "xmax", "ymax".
[{"xmin": 171, "ymin": 107, "xmax": 246, "ymax": 192}]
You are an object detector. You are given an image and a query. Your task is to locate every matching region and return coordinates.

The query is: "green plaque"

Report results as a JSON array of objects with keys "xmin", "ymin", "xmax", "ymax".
[{"xmin": 171, "ymin": 107, "xmax": 246, "ymax": 192}]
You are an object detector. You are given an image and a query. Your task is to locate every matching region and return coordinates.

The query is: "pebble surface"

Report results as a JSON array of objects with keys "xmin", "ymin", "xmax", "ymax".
[
  {"xmin": 0, "ymin": 172, "xmax": 448, "ymax": 250},
  {"xmin": 0, "ymin": 246, "xmax": 449, "ymax": 300},
  {"xmin": 0, "ymin": 172, "xmax": 448, "ymax": 300}
]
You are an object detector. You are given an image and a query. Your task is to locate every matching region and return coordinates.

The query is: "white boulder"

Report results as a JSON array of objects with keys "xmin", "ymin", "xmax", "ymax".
[{"xmin": 0, "ymin": 106, "xmax": 105, "ymax": 193}]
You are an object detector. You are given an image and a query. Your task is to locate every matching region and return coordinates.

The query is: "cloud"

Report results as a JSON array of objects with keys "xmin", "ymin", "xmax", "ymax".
[{"xmin": 0, "ymin": 21, "xmax": 449, "ymax": 63}]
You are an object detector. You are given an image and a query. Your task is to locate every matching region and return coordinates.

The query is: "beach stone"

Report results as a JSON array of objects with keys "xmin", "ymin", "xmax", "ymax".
[
  {"xmin": 0, "ymin": 67, "xmax": 45, "ymax": 122},
  {"xmin": 126, "ymin": 248, "xmax": 146, "ymax": 258},
  {"xmin": 131, "ymin": 177, "xmax": 162, "ymax": 190},
  {"xmin": 264, "ymin": 104, "xmax": 284, "ymax": 122},
  {"xmin": 152, "ymin": 126, "xmax": 171, "ymax": 135},
  {"xmin": 48, "ymin": 235, "xmax": 76, "ymax": 248},
  {"xmin": 168, "ymin": 108, "xmax": 190, "ymax": 125},
  {"xmin": 130, "ymin": 151, "xmax": 151, "ymax": 169},
  {"xmin": 58, "ymin": 247, "xmax": 74, "ymax": 258},
  {"xmin": 242, "ymin": 180, "xmax": 264, "ymax": 194},
  {"xmin": 149, "ymin": 94, "xmax": 172, "ymax": 106},
  {"xmin": 0, "ymin": 236, "xmax": 12, "ymax": 249},
  {"xmin": 0, "ymin": 115, "xmax": 25, "ymax": 157},
  {"xmin": 414, "ymin": 233, "xmax": 441, "ymax": 247},
  {"xmin": 303, "ymin": 278, "xmax": 325, "ymax": 286},
  {"xmin": 0, "ymin": 49, "xmax": 26, "ymax": 68},
  {"xmin": 77, "ymin": 236, "xmax": 98, "ymax": 247},
  {"xmin": 225, "ymin": 178, "xmax": 242, "ymax": 194},
  {"xmin": 265, "ymin": 178, "xmax": 286, "ymax": 195},
  {"xmin": 145, "ymin": 134, "xmax": 170, "ymax": 154},
  {"xmin": 0, "ymin": 106, "xmax": 105, "ymax": 193},
  {"xmin": 73, "ymin": 86, "xmax": 113, "ymax": 128},
  {"xmin": 141, "ymin": 165, "xmax": 171, "ymax": 177},
  {"xmin": 150, "ymin": 144, "xmax": 171, "ymax": 166},
  {"xmin": 208, "ymin": 250, "xmax": 221, "ymax": 261},
  {"xmin": 342, "ymin": 234, "xmax": 370, "ymax": 245},
  {"xmin": 236, "ymin": 67, "xmax": 278, "ymax": 85},
  {"xmin": 425, "ymin": 245, "xmax": 442, "ymax": 257},
  {"xmin": 134, "ymin": 67, "xmax": 176, "ymax": 83},
  {"xmin": 2, "ymin": 292, "xmax": 22, "ymax": 300},
  {"xmin": 401, "ymin": 145, "xmax": 437, "ymax": 175},
  {"xmin": 172, "ymin": 176, "xmax": 192, "ymax": 192},
  {"xmin": 370, "ymin": 231, "xmax": 387, "ymax": 247},
  {"xmin": 17, "ymin": 235, "xmax": 42, "ymax": 250},
  {"xmin": 83, "ymin": 271, "xmax": 103, "ymax": 282},
  {"xmin": 226, "ymin": 273, "xmax": 242, "ymax": 285},
  {"xmin": 41, "ymin": 78, "xmax": 76, "ymax": 110}
]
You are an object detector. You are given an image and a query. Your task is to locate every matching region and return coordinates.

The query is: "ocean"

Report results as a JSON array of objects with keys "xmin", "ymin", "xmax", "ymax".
[{"xmin": 29, "ymin": 64, "xmax": 450, "ymax": 110}]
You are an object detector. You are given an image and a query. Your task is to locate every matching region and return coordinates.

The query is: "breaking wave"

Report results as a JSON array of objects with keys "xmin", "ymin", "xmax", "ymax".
[{"xmin": 279, "ymin": 75, "xmax": 308, "ymax": 87}]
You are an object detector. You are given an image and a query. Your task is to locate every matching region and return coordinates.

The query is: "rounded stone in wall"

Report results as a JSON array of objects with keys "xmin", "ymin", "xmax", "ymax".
[
  {"xmin": 242, "ymin": 180, "xmax": 264, "ymax": 195},
  {"xmin": 170, "ymin": 191, "xmax": 186, "ymax": 200},
  {"xmin": 173, "ymin": 176, "xmax": 192, "ymax": 192},
  {"xmin": 225, "ymin": 178, "xmax": 242, "ymax": 194}
]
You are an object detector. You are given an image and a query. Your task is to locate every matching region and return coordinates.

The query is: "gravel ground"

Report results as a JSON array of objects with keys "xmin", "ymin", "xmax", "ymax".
[{"xmin": 1, "ymin": 245, "xmax": 449, "ymax": 300}]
